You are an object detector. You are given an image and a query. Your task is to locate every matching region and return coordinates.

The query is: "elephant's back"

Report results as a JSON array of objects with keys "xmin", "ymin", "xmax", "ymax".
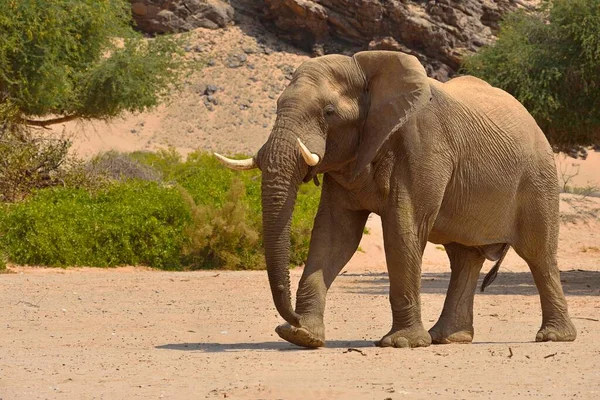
[
  {"xmin": 437, "ymin": 75, "xmax": 551, "ymax": 157},
  {"xmin": 441, "ymin": 75, "xmax": 532, "ymax": 121}
]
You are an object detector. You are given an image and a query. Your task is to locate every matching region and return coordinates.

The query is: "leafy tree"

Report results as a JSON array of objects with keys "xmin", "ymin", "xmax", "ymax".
[
  {"xmin": 0, "ymin": 0, "xmax": 190, "ymax": 201},
  {"xmin": 463, "ymin": 0, "xmax": 600, "ymax": 148},
  {"xmin": 0, "ymin": 0, "xmax": 189, "ymax": 126}
]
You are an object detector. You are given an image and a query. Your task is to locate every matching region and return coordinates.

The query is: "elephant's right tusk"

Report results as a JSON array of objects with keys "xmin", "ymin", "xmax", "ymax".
[
  {"xmin": 214, "ymin": 153, "xmax": 258, "ymax": 170},
  {"xmin": 297, "ymin": 138, "xmax": 320, "ymax": 166}
]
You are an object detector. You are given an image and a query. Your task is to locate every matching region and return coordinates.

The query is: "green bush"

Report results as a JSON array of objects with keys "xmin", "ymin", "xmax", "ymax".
[
  {"xmin": 0, "ymin": 150, "xmax": 322, "ymax": 270},
  {"xmin": 0, "ymin": 181, "xmax": 191, "ymax": 269},
  {"xmin": 462, "ymin": 0, "xmax": 600, "ymax": 147}
]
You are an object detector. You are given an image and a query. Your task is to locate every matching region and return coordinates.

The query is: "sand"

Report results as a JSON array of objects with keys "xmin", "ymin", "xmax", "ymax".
[{"xmin": 2, "ymin": 211, "xmax": 599, "ymax": 399}]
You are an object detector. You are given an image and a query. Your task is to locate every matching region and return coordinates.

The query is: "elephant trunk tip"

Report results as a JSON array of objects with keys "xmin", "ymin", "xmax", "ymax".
[
  {"xmin": 272, "ymin": 285, "xmax": 302, "ymax": 327},
  {"xmin": 284, "ymin": 310, "xmax": 302, "ymax": 328}
]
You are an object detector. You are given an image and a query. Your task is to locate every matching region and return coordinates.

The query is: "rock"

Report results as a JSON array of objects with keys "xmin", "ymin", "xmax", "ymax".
[
  {"xmin": 311, "ymin": 43, "xmax": 325, "ymax": 57},
  {"xmin": 225, "ymin": 53, "xmax": 247, "ymax": 68},
  {"xmin": 204, "ymin": 84, "xmax": 218, "ymax": 95},
  {"xmin": 130, "ymin": 0, "xmax": 234, "ymax": 34},
  {"xmin": 277, "ymin": 64, "xmax": 295, "ymax": 80},
  {"xmin": 368, "ymin": 37, "xmax": 406, "ymax": 52}
]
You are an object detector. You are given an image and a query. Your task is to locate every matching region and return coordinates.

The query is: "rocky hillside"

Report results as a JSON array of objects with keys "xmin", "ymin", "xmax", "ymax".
[{"xmin": 130, "ymin": 0, "xmax": 539, "ymax": 80}]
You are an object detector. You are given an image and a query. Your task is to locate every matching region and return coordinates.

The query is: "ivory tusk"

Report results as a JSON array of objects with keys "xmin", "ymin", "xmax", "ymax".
[
  {"xmin": 296, "ymin": 138, "xmax": 320, "ymax": 166},
  {"xmin": 214, "ymin": 153, "xmax": 257, "ymax": 170}
]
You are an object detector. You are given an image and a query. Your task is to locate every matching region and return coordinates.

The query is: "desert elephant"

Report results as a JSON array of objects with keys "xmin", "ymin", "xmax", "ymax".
[{"xmin": 215, "ymin": 51, "xmax": 577, "ymax": 348}]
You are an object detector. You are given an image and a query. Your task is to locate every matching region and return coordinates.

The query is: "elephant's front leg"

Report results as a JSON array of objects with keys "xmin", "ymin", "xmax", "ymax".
[
  {"xmin": 275, "ymin": 188, "xmax": 369, "ymax": 348},
  {"xmin": 377, "ymin": 207, "xmax": 433, "ymax": 348}
]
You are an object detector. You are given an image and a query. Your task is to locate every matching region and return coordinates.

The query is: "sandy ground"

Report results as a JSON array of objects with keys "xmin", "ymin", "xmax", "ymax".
[
  {"xmin": 2, "ymin": 199, "xmax": 600, "ymax": 399},
  {"xmin": 7, "ymin": 18, "xmax": 600, "ymax": 400}
]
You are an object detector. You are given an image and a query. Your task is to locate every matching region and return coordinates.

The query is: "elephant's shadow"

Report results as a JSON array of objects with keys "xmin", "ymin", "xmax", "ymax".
[
  {"xmin": 155, "ymin": 340, "xmax": 375, "ymax": 353},
  {"xmin": 347, "ymin": 270, "xmax": 600, "ymax": 297}
]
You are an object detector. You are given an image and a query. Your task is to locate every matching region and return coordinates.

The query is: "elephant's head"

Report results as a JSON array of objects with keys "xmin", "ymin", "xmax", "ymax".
[{"xmin": 215, "ymin": 51, "xmax": 431, "ymax": 326}]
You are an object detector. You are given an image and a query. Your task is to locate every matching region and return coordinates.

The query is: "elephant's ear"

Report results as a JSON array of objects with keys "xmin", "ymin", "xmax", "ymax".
[{"xmin": 352, "ymin": 51, "xmax": 431, "ymax": 178}]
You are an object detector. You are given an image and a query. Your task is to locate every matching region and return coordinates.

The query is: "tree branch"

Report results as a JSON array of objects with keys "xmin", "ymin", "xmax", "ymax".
[{"xmin": 23, "ymin": 114, "xmax": 80, "ymax": 127}]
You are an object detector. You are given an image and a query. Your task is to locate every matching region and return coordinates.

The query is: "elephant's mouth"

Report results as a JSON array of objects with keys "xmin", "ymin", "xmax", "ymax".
[{"xmin": 302, "ymin": 166, "xmax": 319, "ymax": 184}]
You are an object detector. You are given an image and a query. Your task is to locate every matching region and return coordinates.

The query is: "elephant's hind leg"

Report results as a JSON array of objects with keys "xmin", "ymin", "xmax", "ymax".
[
  {"xmin": 429, "ymin": 243, "xmax": 485, "ymax": 344},
  {"xmin": 513, "ymin": 243, "xmax": 577, "ymax": 342},
  {"xmin": 512, "ymin": 192, "xmax": 576, "ymax": 342}
]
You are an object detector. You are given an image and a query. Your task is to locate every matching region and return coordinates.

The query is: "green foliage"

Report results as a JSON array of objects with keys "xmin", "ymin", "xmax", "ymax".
[
  {"xmin": 0, "ymin": 0, "xmax": 189, "ymax": 124},
  {"xmin": 0, "ymin": 150, "xmax": 322, "ymax": 270},
  {"xmin": 0, "ymin": 234, "xmax": 6, "ymax": 271},
  {"xmin": 0, "ymin": 181, "xmax": 191, "ymax": 268},
  {"xmin": 462, "ymin": 0, "xmax": 600, "ymax": 147}
]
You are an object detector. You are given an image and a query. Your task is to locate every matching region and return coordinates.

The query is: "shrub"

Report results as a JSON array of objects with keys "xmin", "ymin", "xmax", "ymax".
[
  {"xmin": 0, "ymin": 123, "xmax": 73, "ymax": 202},
  {"xmin": 85, "ymin": 151, "xmax": 163, "ymax": 182},
  {"xmin": 0, "ymin": 181, "xmax": 191, "ymax": 269},
  {"xmin": 462, "ymin": 0, "xmax": 600, "ymax": 147},
  {"xmin": 182, "ymin": 178, "xmax": 263, "ymax": 270}
]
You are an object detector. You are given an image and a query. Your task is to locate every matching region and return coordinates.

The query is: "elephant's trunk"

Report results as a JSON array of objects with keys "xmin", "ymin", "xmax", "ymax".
[{"xmin": 261, "ymin": 135, "xmax": 305, "ymax": 327}]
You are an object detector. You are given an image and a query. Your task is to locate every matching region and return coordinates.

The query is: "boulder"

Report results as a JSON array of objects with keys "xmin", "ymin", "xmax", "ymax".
[{"xmin": 130, "ymin": 0, "xmax": 234, "ymax": 34}]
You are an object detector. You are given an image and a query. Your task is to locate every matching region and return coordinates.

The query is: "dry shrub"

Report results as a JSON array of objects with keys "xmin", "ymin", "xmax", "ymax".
[
  {"xmin": 85, "ymin": 151, "xmax": 162, "ymax": 182},
  {"xmin": 181, "ymin": 178, "xmax": 263, "ymax": 270},
  {"xmin": 0, "ymin": 123, "xmax": 72, "ymax": 202}
]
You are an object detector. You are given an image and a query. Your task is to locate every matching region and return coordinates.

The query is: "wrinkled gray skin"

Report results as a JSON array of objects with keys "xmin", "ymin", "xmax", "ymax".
[{"xmin": 227, "ymin": 51, "xmax": 577, "ymax": 348}]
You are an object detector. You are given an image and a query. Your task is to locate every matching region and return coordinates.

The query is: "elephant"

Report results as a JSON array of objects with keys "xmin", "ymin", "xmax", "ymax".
[{"xmin": 215, "ymin": 50, "xmax": 577, "ymax": 348}]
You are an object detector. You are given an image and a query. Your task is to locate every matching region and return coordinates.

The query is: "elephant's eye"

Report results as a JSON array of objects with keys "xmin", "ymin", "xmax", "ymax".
[{"xmin": 324, "ymin": 104, "xmax": 336, "ymax": 116}]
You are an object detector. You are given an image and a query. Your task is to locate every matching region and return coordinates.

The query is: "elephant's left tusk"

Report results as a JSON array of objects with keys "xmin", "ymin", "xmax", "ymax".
[
  {"xmin": 297, "ymin": 138, "xmax": 320, "ymax": 166},
  {"xmin": 214, "ymin": 153, "xmax": 258, "ymax": 170}
]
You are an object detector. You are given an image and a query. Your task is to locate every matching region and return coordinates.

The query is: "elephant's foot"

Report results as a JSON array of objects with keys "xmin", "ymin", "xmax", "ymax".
[
  {"xmin": 536, "ymin": 318, "xmax": 577, "ymax": 342},
  {"xmin": 376, "ymin": 326, "xmax": 432, "ymax": 348},
  {"xmin": 429, "ymin": 320, "xmax": 474, "ymax": 344},
  {"xmin": 275, "ymin": 323, "xmax": 325, "ymax": 349}
]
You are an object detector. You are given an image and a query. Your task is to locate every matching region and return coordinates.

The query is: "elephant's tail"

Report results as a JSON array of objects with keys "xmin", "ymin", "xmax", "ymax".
[{"xmin": 480, "ymin": 244, "xmax": 510, "ymax": 292}]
